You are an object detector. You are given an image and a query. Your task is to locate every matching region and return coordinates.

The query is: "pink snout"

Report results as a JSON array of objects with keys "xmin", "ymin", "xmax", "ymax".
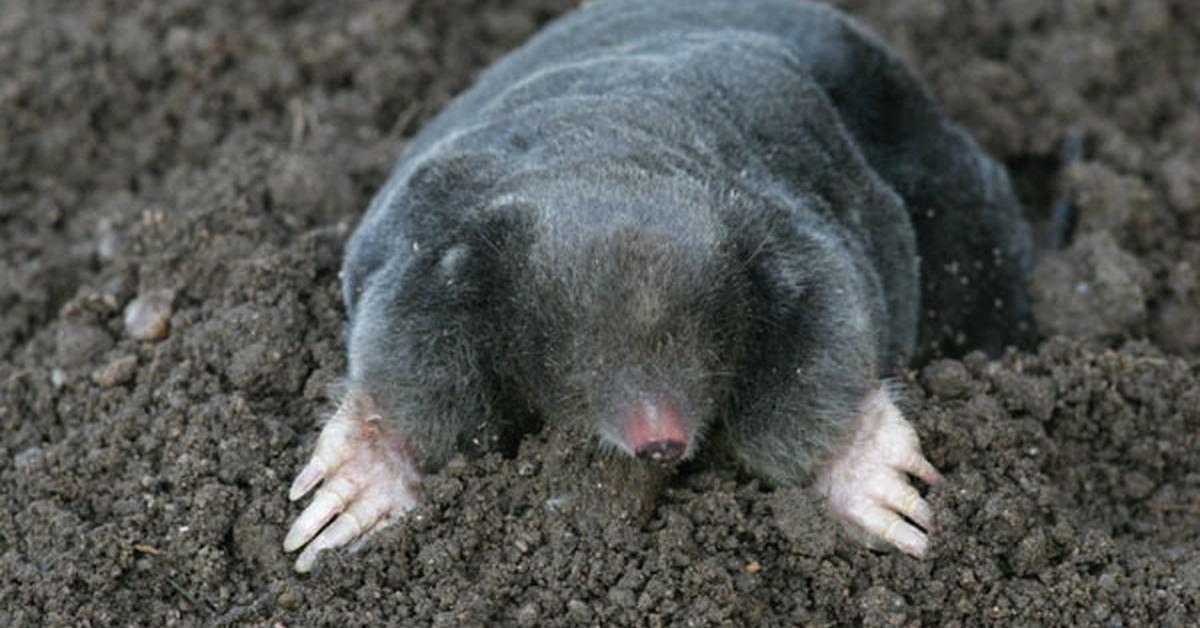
[{"xmin": 623, "ymin": 400, "xmax": 689, "ymax": 463}]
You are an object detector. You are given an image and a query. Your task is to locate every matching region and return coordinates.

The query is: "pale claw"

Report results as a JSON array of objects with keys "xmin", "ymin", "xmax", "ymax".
[
  {"xmin": 816, "ymin": 386, "xmax": 943, "ymax": 558},
  {"xmin": 285, "ymin": 390, "xmax": 420, "ymax": 573}
]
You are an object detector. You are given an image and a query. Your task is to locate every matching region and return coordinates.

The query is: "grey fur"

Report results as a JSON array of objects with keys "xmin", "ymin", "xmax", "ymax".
[{"xmin": 340, "ymin": 0, "xmax": 1032, "ymax": 484}]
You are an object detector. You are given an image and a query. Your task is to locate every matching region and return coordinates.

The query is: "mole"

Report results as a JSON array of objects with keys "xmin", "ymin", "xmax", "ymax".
[{"xmin": 284, "ymin": 0, "xmax": 1033, "ymax": 573}]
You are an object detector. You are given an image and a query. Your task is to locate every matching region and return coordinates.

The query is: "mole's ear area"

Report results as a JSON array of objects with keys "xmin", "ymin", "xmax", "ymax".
[
  {"xmin": 425, "ymin": 201, "xmax": 536, "ymax": 304},
  {"xmin": 729, "ymin": 216, "xmax": 830, "ymax": 371},
  {"xmin": 735, "ymin": 218, "xmax": 814, "ymax": 320},
  {"xmin": 405, "ymin": 152, "xmax": 505, "ymax": 234}
]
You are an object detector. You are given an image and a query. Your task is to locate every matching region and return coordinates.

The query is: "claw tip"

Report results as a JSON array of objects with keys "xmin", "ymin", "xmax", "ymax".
[
  {"xmin": 283, "ymin": 523, "xmax": 310, "ymax": 553},
  {"xmin": 288, "ymin": 462, "xmax": 323, "ymax": 501},
  {"xmin": 294, "ymin": 546, "xmax": 320, "ymax": 574}
]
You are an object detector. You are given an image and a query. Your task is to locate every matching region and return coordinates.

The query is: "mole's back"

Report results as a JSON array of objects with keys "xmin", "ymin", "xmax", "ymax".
[{"xmin": 349, "ymin": 0, "xmax": 1033, "ymax": 361}]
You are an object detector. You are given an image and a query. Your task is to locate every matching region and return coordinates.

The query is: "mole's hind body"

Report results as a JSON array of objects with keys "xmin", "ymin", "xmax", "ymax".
[{"xmin": 284, "ymin": 0, "xmax": 1033, "ymax": 572}]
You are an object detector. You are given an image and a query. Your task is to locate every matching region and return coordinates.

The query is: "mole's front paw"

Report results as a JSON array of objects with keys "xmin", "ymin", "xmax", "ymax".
[
  {"xmin": 284, "ymin": 391, "xmax": 420, "ymax": 573},
  {"xmin": 816, "ymin": 387, "xmax": 942, "ymax": 558}
]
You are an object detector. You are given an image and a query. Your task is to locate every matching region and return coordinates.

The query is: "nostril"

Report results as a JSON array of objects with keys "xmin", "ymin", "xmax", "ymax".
[{"xmin": 635, "ymin": 439, "xmax": 686, "ymax": 462}]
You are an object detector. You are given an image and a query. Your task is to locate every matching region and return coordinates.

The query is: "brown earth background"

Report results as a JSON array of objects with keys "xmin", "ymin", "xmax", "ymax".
[{"xmin": 2, "ymin": 0, "xmax": 1199, "ymax": 626}]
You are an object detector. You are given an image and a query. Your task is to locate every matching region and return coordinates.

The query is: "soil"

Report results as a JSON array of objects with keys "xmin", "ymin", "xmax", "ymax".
[{"xmin": 2, "ymin": 0, "xmax": 1198, "ymax": 626}]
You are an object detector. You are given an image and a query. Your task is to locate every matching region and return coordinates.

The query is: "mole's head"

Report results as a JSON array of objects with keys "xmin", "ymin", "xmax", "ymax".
[{"xmin": 511, "ymin": 173, "xmax": 752, "ymax": 464}]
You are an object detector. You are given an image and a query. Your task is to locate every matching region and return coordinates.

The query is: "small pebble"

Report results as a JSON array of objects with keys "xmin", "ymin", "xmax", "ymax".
[
  {"xmin": 515, "ymin": 602, "xmax": 540, "ymax": 627},
  {"xmin": 14, "ymin": 447, "xmax": 46, "ymax": 470},
  {"xmin": 276, "ymin": 587, "xmax": 302, "ymax": 610},
  {"xmin": 124, "ymin": 289, "xmax": 174, "ymax": 341},
  {"xmin": 566, "ymin": 599, "xmax": 593, "ymax": 624},
  {"xmin": 92, "ymin": 354, "xmax": 138, "ymax": 387}
]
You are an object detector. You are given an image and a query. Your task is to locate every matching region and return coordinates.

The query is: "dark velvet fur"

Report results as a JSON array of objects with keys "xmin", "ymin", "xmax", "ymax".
[{"xmin": 341, "ymin": 0, "xmax": 1033, "ymax": 483}]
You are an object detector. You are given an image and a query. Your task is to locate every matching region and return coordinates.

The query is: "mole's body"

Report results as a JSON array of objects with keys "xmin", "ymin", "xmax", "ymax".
[{"xmin": 285, "ymin": 0, "xmax": 1033, "ymax": 572}]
